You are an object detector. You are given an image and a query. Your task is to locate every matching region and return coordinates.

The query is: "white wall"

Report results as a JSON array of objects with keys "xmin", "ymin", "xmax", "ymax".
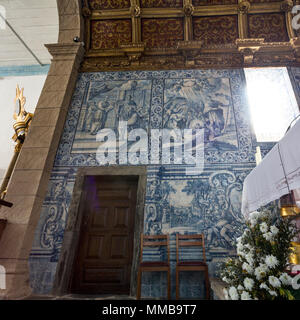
[{"xmin": 0, "ymin": 75, "xmax": 46, "ymax": 185}]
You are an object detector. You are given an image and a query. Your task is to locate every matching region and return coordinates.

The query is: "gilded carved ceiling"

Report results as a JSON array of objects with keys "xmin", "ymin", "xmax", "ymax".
[
  {"xmin": 192, "ymin": 0, "xmax": 237, "ymax": 5},
  {"xmin": 247, "ymin": 13, "xmax": 289, "ymax": 42},
  {"xmin": 88, "ymin": 0, "xmax": 131, "ymax": 9},
  {"xmin": 193, "ymin": 15, "xmax": 239, "ymax": 45},
  {"xmin": 81, "ymin": 0, "xmax": 300, "ymax": 71},
  {"xmin": 141, "ymin": 0, "xmax": 183, "ymax": 8},
  {"xmin": 91, "ymin": 19, "xmax": 132, "ymax": 49},
  {"xmin": 142, "ymin": 18, "xmax": 184, "ymax": 47}
]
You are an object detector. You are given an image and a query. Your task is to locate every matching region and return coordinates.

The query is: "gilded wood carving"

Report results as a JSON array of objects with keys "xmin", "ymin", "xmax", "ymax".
[{"xmin": 81, "ymin": 0, "xmax": 300, "ymax": 71}]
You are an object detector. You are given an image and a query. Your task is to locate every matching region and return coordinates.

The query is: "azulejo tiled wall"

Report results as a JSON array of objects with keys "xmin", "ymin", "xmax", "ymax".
[{"xmin": 29, "ymin": 69, "xmax": 258, "ymax": 297}]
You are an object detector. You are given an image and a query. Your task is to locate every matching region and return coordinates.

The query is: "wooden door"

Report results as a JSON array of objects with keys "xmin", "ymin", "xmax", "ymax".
[{"xmin": 71, "ymin": 175, "xmax": 138, "ymax": 294}]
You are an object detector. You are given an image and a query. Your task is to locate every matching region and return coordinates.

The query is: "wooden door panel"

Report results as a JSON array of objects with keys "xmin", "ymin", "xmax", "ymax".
[
  {"xmin": 96, "ymin": 188, "xmax": 132, "ymax": 199},
  {"xmin": 86, "ymin": 235, "xmax": 105, "ymax": 259},
  {"xmin": 113, "ymin": 207, "xmax": 130, "ymax": 228},
  {"xmin": 71, "ymin": 175, "xmax": 138, "ymax": 294},
  {"xmin": 83, "ymin": 267, "xmax": 125, "ymax": 283},
  {"xmin": 110, "ymin": 235, "xmax": 129, "ymax": 259},
  {"xmin": 91, "ymin": 207, "xmax": 109, "ymax": 228}
]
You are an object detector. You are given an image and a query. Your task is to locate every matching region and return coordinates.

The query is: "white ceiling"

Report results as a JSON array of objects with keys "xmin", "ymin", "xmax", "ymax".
[{"xmin": 0, "ymin": 0, "xmax": 59, "ymax": 66}]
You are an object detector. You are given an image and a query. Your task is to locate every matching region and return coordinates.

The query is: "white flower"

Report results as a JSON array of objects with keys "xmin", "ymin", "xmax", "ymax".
[
  {"xmin": 229, "ymin": 286, "xmax": 239, "ymax": 300},
  {"xmin": 260, "ymin": 283, "xmax": 269, "ymax": 290},
  {"xmin": 258, "ymin": 211, "xmax": 267, "ymax": 219},
  {"xmin": 249, "ymin": 217, "xmax": 258, "ymax": 227},
  {"xmin": 270, "ymin": 225, "xmax": 279, "ymax": 235},
  {"xmin": 237, "ymin": 285, "xmax": 244, "ymax": 291},
  {"xmin": 241, "ymin": 291, "xmax": 252, "ymax": 300},
  {"xmin": 279, "ymin": 273, "xmax": 292, "ymax": 286},
  {"xmin": 249, "ymin": 211, "xmax": 262, "ymax": 227},
  {"xmin": 269, "ymin": 290, "xmax": 278, "ymax": 297},
  {"xmin": 223, "ymin": 288, "xmax": 229, "ymax": 300},
  {"xmin": 236, "ymin": 236, "xmax": 242, "ymax": 244},
  {"xmin": 244, "ymin": 278, "xmax": 254, "ymax": 291},
  {"xmin": 260, "ymin": 222, "xmax": 268, "ymax": 233},
  {"xmin": 237, "ymin": 242, "xmax": 244, "ymax": 256},
  {"xmin": 249, "ymin": 211, "xmax": 260, "ymax": 220},
  {"xmin": 263, "ymin": 232, "xmax": 273, "ymax": 241},
  {"xmin": 244, "ymin": 244, "xmax": 253, "ymax": 251},
  {"xmin": 268, "ymin": 276, "xmax": 281, "ymax": 288},
  {"xmin": 265, "ymin": 255, "xmax": 279, "ymax": 269},
  {"xmin": 245, "ymin": 252, "xmax": 254, "ymax": 266},
  {"xmin": 254, "ymin": 264, "xmax": 268, "ymax": 280},
  {"xmin": 242, "ymin": 262, "xmax": 254, "ymax": 274},
  {"xmin": 222, "ymin": 276, "xmax": 229, "ymax": 283}
]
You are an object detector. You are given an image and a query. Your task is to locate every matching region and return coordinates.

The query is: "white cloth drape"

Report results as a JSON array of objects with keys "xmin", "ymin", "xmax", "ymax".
[
  {"xmin": 294, "ymin": 189, "xmax": 300, "ymax": 208},
  {"xmin": 242, "ymin": 118, "xmax": 300, "ymax": 218}
]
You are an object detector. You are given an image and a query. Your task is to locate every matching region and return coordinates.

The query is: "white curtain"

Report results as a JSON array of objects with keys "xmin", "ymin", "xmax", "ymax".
[{"xmin": 242, "ymin": 118, "xmax": 300, "ymax": 218}]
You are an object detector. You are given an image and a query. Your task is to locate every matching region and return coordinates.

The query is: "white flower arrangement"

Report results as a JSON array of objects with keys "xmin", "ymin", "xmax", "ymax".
[
  {"xmin": 254, "ymin": 263, "xmax": 268, "ymax": 280},
  {"xmin": 241, "ymin": 291, "xmax": 252, "ymax": 300},
  {"xmin": 269, "ymin": 290, "xmax": 278, "ymax": 297},
  {"xmin": 220, "ymin": 205, "xmax": 298, "ymax": 300},
  {"xmin": 244, "ymin": 278, "xmax": 254, "ymax": 291},
  {"xmin": 229, "ymin": 286, "xmax": 239, "ymax": 300},
  {"xmin": 242, "ymin": 262, "xmax": 254, "ymax": 274},
  {"xmin": 268, "ymin": 276, "xmax": 281, "ymax": 288},
  {"xmin": 259, "ymin": 283, "xmax": 269, "ymax": 290},
  {"xmin": 279, "ymin": 273, "xmax": 293, "ymax": 286},
  {"xmin": 245, "ymin": 252, "xmax": 254, "ymax": 265},
  {"xmin": 270, "ymin": 225, "xmax": 279, "ymax": 235},
  {"xmin": 265, "ymin": 255, "xmax": 279, "ymax": 269},
  {"xmin": 263, "ymin": 232, "xmax": 273, "ymax": 241},
  {"xmin": 237, "ymin": 285, "xmax": 244, "ymax": 291},
  {"xmin": 260, "ymin": 222, "xmax": 268, "ymax": 233}
]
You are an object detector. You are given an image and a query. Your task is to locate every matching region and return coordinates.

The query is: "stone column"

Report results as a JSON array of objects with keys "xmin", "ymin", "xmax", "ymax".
[{"xmin": 0, "ymin": 42, "xmax": 84, "ymax": 299}]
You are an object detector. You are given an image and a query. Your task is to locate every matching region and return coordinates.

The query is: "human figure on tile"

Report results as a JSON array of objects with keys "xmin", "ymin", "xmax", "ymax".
[{"xmin": 90, "ymin": 98, "xmax": 114, "ymax": 135}]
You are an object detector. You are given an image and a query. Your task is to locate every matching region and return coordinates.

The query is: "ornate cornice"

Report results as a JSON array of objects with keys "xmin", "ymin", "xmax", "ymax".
[
  {"xmin": 81, "ymin": 1, "xmax": 300, "ymax": 71},
  {"xmin": 46, "ymin": 43, "xmax": 85, "ymax": 59},
  {"xmin": 80, "ymin": 37, "xmax": 300, "ymax": 72}
]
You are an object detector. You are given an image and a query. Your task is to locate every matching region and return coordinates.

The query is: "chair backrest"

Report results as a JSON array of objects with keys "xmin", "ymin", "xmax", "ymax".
[
  {"xmin": 176, "ymin": 234, "xmax": 206, "ymax": 264},
  {"xmin": 140, "ymin": 234, "xmax": 170, "ymax": 264}
]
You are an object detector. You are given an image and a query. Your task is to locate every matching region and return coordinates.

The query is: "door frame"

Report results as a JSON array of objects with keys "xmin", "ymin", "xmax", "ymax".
[{"xmin": 52, "ymin": 166, "xmax": 147, "ymax": 297}]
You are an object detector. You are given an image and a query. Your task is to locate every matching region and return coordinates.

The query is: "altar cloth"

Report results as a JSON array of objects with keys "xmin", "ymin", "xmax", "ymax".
[{"xmin": 242, "ymin": 118, "xmax": 300, "ymax": 218}]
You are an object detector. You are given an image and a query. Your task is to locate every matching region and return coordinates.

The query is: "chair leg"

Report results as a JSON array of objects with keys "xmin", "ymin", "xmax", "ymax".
[
  {"xmin": 176, "ymin": 268, "xmax": 179, "ymax": 300},
  {"xmin": 204, "ymin": 268, "xmax": 210, "ymax": 300},
  {"xmin": 167, "ymin": 268, "xmax": 171, "ymax": 300},
  {"xmin": 137, "ymin": 269, "xmax": 142, "ymax": 300}
]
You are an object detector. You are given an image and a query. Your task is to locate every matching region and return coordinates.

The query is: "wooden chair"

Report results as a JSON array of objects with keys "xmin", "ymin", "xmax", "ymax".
[
  {"xmin": 176, "ymin": 234, "xmax": 210, "ymax": 300},
  {"xmin": 137, "ymin": 234, "xmax": 170, "ymax": 299}
]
